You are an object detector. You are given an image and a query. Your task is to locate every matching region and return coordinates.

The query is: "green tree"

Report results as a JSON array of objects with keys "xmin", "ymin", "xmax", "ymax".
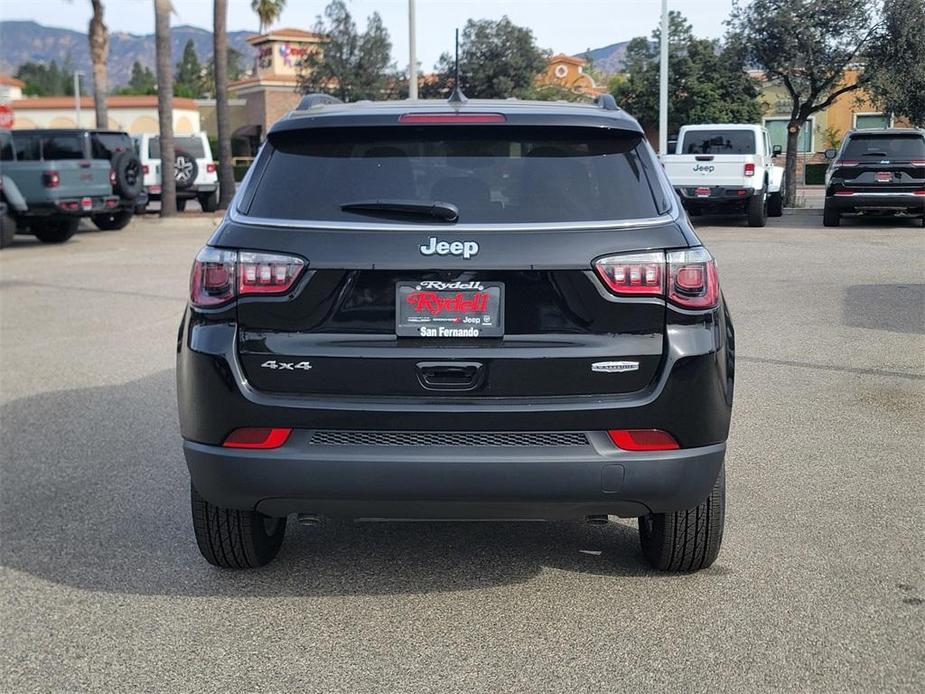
[
  {"xmin": 727, "ymin": 0, "xmax": 883, "ymax": 204},
  {"xmin": 298, "ymin": 0, "xmax": 398, "ymax": 101},
  {"xmin": 865, "ymin": 0, "xmax": 925, "ymax": 126},
  {"xmin": 174, "ymin": 39, "xmax": 204, "ymax": 98},
  {"xmin": 423, "ymin": 17, "xmax": 549, "ymax": 99},
  {"xmin": 115, "ymin": 61, "xmax": 157, "ymax": 95},
  {"xmin": 251, "ymin": 0, "xmax": 286, "ymax": 34},
  {"xmin": 612, "ymin": 12, "xmax": 761, "ymax": 138},
  {"xmin": 202, "ymin": 47, "xmax": 245, "ymax": 96},
  {"xmin": 15, "ymin": 60, "xmax": 79, "ymax": 96}
]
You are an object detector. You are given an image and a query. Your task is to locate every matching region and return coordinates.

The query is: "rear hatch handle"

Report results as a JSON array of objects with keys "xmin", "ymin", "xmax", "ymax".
[
  {"xmin": 416, "ymin": 361, "xmax": 485, "ymax": 392},
  {"xmin": 695, "ymin": 155, "xmax": 715, "ymax": 162}
]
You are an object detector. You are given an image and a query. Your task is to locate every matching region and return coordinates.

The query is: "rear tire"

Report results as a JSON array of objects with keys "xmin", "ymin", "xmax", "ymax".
[
  {"xmin": 191, "ymin": 483, "xmax": 286, "ymax": 569},
  {"xmin": 176, "ymin": 197, "xmax": 187, "ymax": 212},
  {"xmin": 31, "ymin": 217, "xmax": 79, "ymax": 243},
  {"xmin": 198, "ymin": 190, "xmax": 218, "ymax": 213},
  {"xmin": 767, "ymin": 191, "xmax": 783, "ymax": 217},
  {"xmin": 823, "ymin": 203, "xmax": 841, "ymax": 227},
  {"xmin": 0, "ymin": 213, "xmax": 16, "ymax": 248},
  {"xmin": 92, "ymin": 209, "xmax": 133, "ymax": 231},
  {"xmin": 746, "ymin": 189, "xmax": 767, "ymax": 227},
  {"xmin": 638, "ymin": 466, "xmax": 725, "ymax": 572}
]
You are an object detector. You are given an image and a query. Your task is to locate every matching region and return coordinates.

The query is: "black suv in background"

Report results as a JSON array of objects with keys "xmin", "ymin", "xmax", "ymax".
[
  {"xmin": 178, "ymin": 96, "xmax": 735, "ymax": 572},
  {"xmin": 89, "ymin": 130, "xmax": 145, "ymax": 230},
  {"xmin": 824, "ymin": 128, "xmax": 925, "ymax": 227}
]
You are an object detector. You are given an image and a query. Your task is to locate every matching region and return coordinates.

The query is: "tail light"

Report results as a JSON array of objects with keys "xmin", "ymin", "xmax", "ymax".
[
  {"xmin": 223, "ymin": 427, "xmax": 292, "ymax": 449},
  {"xmin": 593, "ymin": 252, "xmax": 664, "ymax": 296},
  {"xmin": 42, "ymin": 171, "xmax": 60, "ymax": 188},
  {"xmin": 911, "ymin": 160, "xmax": 925, "ymax": 166},
  {"xmin": 608, "ymin": 429, "xmax": 680, "ymax": 451},
  {"xmin": 189, "ymin": 247, "xmax": 305, "ymax": 307},
  {"xmin": 238, "ymin": 251, "xmax": 305, "ymax": 294},
  {"xmin": 594, "ymin": 248, "xmax": 719, "ymax": 310},
  {"xmin": 207, "ymin": 162, "xmax": 217, "ymax": 173},
  {"xmin": 109, "ymin": 169, "xmax": 117, "ymax": 187},
  {"xmin": 142, "ymin": 164, "xmax": 150, "ymax": 174},
  {"xmin": 744, "ymin": 162, "xmax": 755, "ymax": 177},
  {"xmin": 836, "ymin": 160, "xmax": 859, "ymax": 167},
  {"xmin": 667, "ymin": 248, "xmax": 719, "ymax": 309}
]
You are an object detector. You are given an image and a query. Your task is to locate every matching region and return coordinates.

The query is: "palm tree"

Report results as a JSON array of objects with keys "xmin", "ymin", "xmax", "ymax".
[
  {"xmin": 252, "ymin": 0, "xmax": 287, "ymax": 34},
  {"xmin": 214, "ymin": 0, "xmax": 235, "ymax": 209},
  {"xmin": 154, "ymin": 0, "xmax": 176, "ymax": 216},
  {"xmin": 88, "ymin": 0, "xmax": 109, "ymax": 128}
]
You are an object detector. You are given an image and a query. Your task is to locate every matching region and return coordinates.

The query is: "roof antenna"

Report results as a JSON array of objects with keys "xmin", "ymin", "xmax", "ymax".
[{"xmin": 448, "ymin": 28, "xmax": 467, "ymax": 104}]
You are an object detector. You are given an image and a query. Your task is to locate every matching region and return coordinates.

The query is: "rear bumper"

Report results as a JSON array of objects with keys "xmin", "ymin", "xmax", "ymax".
[
  {"xmin": 184, "ymin": 434, "xmax": 726, "ymax": 518},
  {"xmin": 825, "ymin": 191, "xmax": 925, "ymax": 212},
  {"xmin": 24, "ymin": 196, "xmax": 121, "ymax": 217},
  {"xmin": 675, "ymin": 186, "xmax": 759, "ymax": 207}
]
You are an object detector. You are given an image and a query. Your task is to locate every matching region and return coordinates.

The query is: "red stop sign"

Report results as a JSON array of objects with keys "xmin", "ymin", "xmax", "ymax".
[{"xmin": 0, "ymin": 105, "xmax": 13, "ymax": 129}]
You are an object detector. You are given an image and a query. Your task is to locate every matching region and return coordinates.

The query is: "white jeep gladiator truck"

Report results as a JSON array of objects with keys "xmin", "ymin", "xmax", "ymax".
[{"xmin": 662, "ymin": 124, "xmax": 785, "ymax": 227}]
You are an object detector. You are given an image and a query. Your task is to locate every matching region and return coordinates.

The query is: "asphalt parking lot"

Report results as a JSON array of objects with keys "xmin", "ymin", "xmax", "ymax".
[{"xmin": 1, "ymin": 213, "xmax": 922, "ymax": 692}]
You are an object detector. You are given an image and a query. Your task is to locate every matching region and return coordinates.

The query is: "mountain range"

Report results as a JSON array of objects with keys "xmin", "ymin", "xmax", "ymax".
[
  {"xmin": 0, "ymin": 20, "xmax": 632, "ymax": 88},
  {"xmin": 0, "ymin": 20, "xmax": 255, "ymax": 87}
]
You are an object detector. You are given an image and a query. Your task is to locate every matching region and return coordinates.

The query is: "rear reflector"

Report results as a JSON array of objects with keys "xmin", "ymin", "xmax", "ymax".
[
  {"xmin": 608, "ymin": 429, "xmax": 680, "ymax": 451},
  {"xmin": 914, "ymin": 190, "xmax": 925, "ymax": 196},
  {"xmin": 398, "ymin": 113, "xmax": 506, "ymax": 124},
  {"xmin": 834, "ymin": 191, "xmax": 854, "ymax": 196},
  {"xmin": 223, "ymin": 427, "xmax": 292, "ymax": 449}
]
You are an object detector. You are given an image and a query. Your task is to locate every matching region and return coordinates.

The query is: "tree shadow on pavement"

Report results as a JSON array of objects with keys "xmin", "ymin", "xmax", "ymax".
[{"xmin": 1, "ymin": 370, "xmax": 666, "ymax": 598}]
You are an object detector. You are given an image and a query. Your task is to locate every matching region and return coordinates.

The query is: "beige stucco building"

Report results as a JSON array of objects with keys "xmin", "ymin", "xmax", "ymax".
[{"xmin": 7, "ymin": 95, "xmax": 201, "ymax": 133}]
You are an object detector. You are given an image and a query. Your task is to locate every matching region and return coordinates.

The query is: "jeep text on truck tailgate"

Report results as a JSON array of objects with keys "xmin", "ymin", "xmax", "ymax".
[
  {"xmin": 662, "ymin": 123, "xmax": 784, "ymax": 226},
  {"xmin": 177, "ymin": 94, "xmax": 735, "ymax": 572}
]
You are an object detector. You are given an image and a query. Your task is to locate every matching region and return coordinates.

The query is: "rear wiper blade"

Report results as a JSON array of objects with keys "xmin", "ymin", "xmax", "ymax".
[{"xmin": 340, "ymin": 199, "xmax": 459, "ymax": 222}]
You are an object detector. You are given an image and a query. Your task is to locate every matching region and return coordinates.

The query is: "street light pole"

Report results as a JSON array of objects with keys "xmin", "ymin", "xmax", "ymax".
[
  {"xmin": 408, "ymin": 0, "xmax": 418, "ymax": 99},
  {"xmin": 74, "ymin": 71, "xmax": 82, "ymax": 126},
  {"xmin": 658, "ymin": 0, "xmax": 669, "ymax": 155}
]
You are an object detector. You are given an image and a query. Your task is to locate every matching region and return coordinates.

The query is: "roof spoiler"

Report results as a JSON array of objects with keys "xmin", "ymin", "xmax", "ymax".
[
  {"xmin": 594, "ymin": 94, "xmax": 619, "ymax": 111},
  {"xmin": 293, "ymin": 93, "xmax": 343, "ymax": 112}
]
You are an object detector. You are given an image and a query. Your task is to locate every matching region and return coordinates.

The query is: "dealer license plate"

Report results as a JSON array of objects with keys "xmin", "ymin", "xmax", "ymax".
[{"xmin": 396, "ymin": 281, "xmax": 504, "ymax": 338}]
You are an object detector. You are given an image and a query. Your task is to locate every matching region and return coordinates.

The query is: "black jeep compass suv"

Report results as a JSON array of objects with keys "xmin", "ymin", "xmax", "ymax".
[{"xmin": 178, "ymin": 95, "xmax": 735, "ymax": 572}]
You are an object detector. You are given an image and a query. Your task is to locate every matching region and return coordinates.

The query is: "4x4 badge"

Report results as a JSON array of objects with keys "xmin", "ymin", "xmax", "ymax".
[{"xmin": 591, "ymin": 361, "xmax": 639, "ymax": 373}]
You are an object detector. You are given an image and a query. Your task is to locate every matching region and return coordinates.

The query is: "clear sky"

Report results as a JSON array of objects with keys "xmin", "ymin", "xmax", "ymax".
[{"xmin": 0, "ymin": 0, "xmax": 736, "ymax": 68}]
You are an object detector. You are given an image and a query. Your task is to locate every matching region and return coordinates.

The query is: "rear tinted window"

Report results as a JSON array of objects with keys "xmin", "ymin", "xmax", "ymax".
[
  {"xmin": 0, "ymin": 131, "xmax": 12, "ymax": 161},
  {"xmin": 843, "ymin": 134, "xmax": 925, "ymax": 159},
  {"xmin": 12, "ymin": 133, "xmax": 41, "ymax": 161},
  {"xmin": 91, "ymin": 132, "xmax": 132, "ymax": 159},
  {"xmin": 682, "ymin": 129, "xmax": 755, "ymax": 155},
  {"xmin": 248, "ymin": 126, "xmax": 667, "ymax": 224},
  {"xmin": 42, "ymin": 134, "xmax": 86, "ymax": 160},
  {"xmin": 149, "ymin": 136, "xmax": 206, "ymax": 159}
]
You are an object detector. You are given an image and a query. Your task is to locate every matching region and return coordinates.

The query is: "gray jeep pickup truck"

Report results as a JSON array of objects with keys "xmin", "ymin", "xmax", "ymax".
[{"xmin": 1, "ymin": 128, "xmax": 118, "ymax": 245}]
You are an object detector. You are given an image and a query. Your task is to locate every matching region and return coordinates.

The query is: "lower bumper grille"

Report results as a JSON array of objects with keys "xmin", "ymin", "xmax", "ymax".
[{"xmin": 309, "ymin": 431, "xmax": 590, "ymax": 448}]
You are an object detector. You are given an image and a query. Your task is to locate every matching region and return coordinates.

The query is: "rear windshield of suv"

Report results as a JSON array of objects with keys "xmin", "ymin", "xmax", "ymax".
[
  {"xmin": 149, "ymin": 136, "xmax": 206, "ymax": 159},
  {"xmin": 843, "ymin": 134, "xmax": 925, "ymax": 159},
  {"xmin": 41, "ymin": 134, "xmax": 86, "ymax": 160},
  {"xmin": 247, "ymin": 126, "xmax": 668, "ymax": 224},
  {"xmin": 682, "ymin": 129, "xmax": 755, "ymax": 155}
]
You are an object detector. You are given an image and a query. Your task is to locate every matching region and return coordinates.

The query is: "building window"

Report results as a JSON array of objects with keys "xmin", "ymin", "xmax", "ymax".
[
  {"xmin": 764, "ymin": 117, "xmax": 814, "ymax": 153},
  {"xmin": 854, "ymin": 113, "xmax": 891, "ymax": 129}
]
